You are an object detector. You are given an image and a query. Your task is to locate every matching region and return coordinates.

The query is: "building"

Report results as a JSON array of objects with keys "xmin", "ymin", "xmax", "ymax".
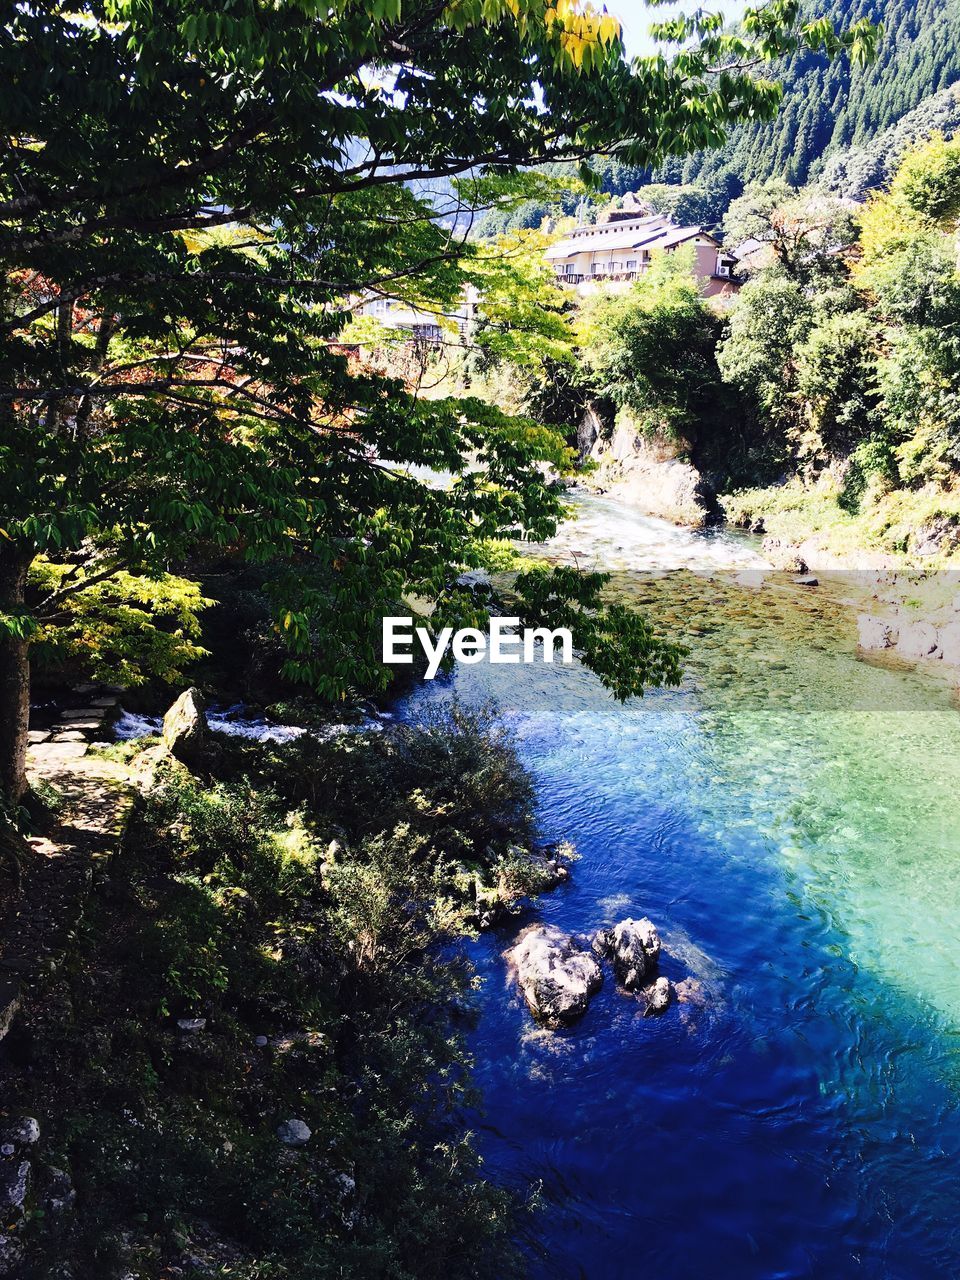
[
  {"xmin": 545, "ymin": 211, "xmax": 741, "ymax": 300},
  {"xmin": 353, "ymin": 288, "xmax": 478, "ymax": 345}
]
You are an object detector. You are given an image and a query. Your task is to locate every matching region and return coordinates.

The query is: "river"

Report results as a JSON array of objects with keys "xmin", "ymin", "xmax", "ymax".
[{"xmin": 397, "ymin": 493, "xmax": 960, "ymax": 1280}]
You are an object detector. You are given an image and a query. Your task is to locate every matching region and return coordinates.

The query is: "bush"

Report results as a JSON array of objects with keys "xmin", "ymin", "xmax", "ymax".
[{"xmin": 10, "ymin": 704, "xmax": 544, "ymax": 1278}]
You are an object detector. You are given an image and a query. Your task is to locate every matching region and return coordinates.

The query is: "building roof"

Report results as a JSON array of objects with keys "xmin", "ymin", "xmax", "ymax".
[{"xmin": 545, "ymin": 214, "xmax": 720, "ymax": 261}]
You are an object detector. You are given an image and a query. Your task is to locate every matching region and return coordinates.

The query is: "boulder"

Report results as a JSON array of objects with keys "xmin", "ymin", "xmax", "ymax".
[
  {"xmin": 162, "ymin": 688, "xmax": 210, "ymax": 768},
  {"xmin": 276, "ymin": 1118, "xmax": 312, "ymax": 1147},
  {"xmin": 937, "ymin": 620, "xmax": 960, "ymax": 667},
  {"xmin": 761, "ymin": 537, "xmax": 807, "ymax": 574},
  {"xmin": 505, "ymin": 925, "xmax": 603, "ymax": 1026},
  {"xmin": 857, "ymin": 614, "xmax": 898, "ymax": 651},
  {"xmin": 642, "ymin": 976, "xmax": 673, "ymax": 1016},
  {"xmin": 897, "ymin": 620, "xmax": 940, "ymax": 661},
  {"xmin": 4, "ymin": 1118, "xmax": 39, "ymax": 1147},
  {"xmin": 593, "ymin": 917, "xmax": 661, "ymax": 991},
  {"xmin": 0, "ymin": 1162, "xmax": 30, "ymax": 1213}
]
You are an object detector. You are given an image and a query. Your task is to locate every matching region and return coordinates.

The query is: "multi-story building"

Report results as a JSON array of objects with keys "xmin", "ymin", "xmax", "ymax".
[{"xmin": 545, "ymin": 211, "xmax": 741, "ymax": 299}]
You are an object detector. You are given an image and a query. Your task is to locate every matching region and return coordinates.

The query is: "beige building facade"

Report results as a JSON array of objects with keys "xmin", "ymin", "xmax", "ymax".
[{"xmin": 545, "ymin": 212, "xmax": 741, "ymax": 300}]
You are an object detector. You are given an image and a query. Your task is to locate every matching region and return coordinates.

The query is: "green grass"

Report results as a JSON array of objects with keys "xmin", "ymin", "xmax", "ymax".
[{"xmin": 723, "ymin": 475, "xmax": 960, "ymax": 567}]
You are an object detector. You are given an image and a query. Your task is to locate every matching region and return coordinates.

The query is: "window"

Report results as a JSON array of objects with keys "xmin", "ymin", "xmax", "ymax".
[{"xmin": 626, "ymin": 259, "xmax": 637, "ymax": 270}]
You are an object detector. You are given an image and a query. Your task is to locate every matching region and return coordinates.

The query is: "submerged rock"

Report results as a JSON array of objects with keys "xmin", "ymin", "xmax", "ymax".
[
  {"xmin": 593, "ymin": 918, "xmax": 661, "ymax": 991},
  {"xmin": 162, "ymin": 687, "xmax": 210, "ymax": 767},
  {"xmin": 276, "ymin": 1118, "xmax": 312, "ymax": 1147},
  {"xmin": 674, "ymin": 976, "xmax": 709, "ymax": 1007},
  {"xmin": 506, "ymin": 925, "xmax": 602, "ymax": 1027}
]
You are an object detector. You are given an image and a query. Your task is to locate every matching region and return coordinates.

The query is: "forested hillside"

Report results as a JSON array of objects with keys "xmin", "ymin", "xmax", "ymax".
[
  {"xmin": 678, "ymin": 0, "xmax": 960, "ymax": 190},
  {"xmin": 818, "ymin": 81, "xmax": 960, "ymax": 199}
]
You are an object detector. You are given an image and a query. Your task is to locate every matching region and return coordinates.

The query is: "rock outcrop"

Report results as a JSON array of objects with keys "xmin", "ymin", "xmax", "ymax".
[
  {"xmin": 506, "ymin": 925, "xmax": 603, "ymax": 1026},
  {"xmin": 584, "ymin": 411, "xmax": 715, "ymax": 528},
  {"xmin": 593, "ymin": 917, "xmax": 662, "ymax": 991},
  {"xmin": 857, "ymin": 602, "xmax": 960, "ymax": 671},
  {"xmin": 162, "ymin": 687, "xmax": 210, "ymax": 768}
]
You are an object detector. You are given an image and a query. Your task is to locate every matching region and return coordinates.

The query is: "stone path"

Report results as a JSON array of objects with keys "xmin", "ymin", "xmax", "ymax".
[{"xmin": 0, "ymin": 692, "xmax": 135, "ymax": 1042}]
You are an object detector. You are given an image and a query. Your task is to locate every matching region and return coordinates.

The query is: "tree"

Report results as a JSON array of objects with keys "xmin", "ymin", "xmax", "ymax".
[
  {"xmin": 578, "ymin": 252, "xmax": 723, "ymax": 441},
  {"xmin": 722, "ymin": 179, "xmax": 858, "ymax": 280},
  {"xmin": 794, "ymin": 308, "xmax": 880, "ymax": 462},
  {"xmin": 716, "ymin": 274, "xmax": 813, "ymax": 468},
  {"xmin": 0, "ymin": 0, "xmax": 878, "ymax": 806}
]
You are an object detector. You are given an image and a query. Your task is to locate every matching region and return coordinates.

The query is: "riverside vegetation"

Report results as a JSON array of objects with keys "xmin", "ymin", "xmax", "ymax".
[
  {"xmin": 0, "ymin": 1, "xmax": 909, "ymax": 1276},
  {"xmin": 2, "ymin": 698, "xmax": 567, "ymax": 1278},
  {"xmin": 461, "ymin": 133, "xmax": 960, "ymax": 569}
]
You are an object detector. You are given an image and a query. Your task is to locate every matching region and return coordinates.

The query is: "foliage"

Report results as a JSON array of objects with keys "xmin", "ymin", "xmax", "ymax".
[
  {"xmin": 465, "ymin": 230, "xmax": 576, "ymax": 376},
  {"xmin": 27, "ymin": 560, "xmax": 211, "ymax": 686},
  {"xmin": 12, "ymin": 703, "xmax": 553, "ymax": 1277},
  {"xmin": 711, "ymin": 132, "xmax": 960, "ymax": 545},
  {"xmin": 794, "ymin": 308, "xmax": 880, "ymax": 461},
  {"xmin": 512, "ymin": 565, "xmax": 686, "ymax": 697},
  {"xmin": 722, "ymin": 472, "xmax": 960, "ymax": 564},
  {"xmin": 578, "ymin": 253, "xmax": 723, "ymax": 440},
  {"xmin": 722, "ymin": 179, "xmax": 858, "ymax": 280}
]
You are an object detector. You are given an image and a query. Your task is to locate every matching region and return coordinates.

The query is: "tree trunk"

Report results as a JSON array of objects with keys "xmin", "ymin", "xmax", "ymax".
[{"xmin": 0, "ymin": 544, "xmax": 32, "ymax": 808}]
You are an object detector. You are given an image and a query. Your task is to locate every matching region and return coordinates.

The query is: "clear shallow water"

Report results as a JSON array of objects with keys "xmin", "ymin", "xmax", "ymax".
[{"xmin": 399, "ymin": 496, "xmax": 960, "ymax": 1280}]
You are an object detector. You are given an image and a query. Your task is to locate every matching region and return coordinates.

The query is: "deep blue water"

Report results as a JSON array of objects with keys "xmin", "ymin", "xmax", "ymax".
[{"xmin": 398, "ymin": 500, "xmax": 960, "ymax": 1279}]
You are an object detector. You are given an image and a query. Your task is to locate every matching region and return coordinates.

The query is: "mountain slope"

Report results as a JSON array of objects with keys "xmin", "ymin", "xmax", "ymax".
[
  {"xmin": 817, "ymin": 81, "xmax": 960, "ymax": 198},
  {"xmin": 671, "ymin": 0, "xmax": 960, "ymax": 190}
]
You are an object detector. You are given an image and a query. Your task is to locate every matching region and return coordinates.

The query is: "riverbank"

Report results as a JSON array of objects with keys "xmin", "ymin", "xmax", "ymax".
[
  {"xmin": 572, "ymin": 435, "xmax": 960, "ymax": 679},
  {"xmin": 0, "ymin": 694, "xmax": 569, "ymax": 1279}
]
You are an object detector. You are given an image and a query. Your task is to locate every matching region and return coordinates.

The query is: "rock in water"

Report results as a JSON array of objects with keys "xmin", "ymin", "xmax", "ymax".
[
  {"xmin": 506, "ymin": 925, "xmax": 603, "ymax": 1027},
  {"xmin": 674, "ymin": 977, "xmax": 708, "ymax": 1007},
  {"xmin": 0, "ymin": 1162, "xmax": 30, "ymax": 1213},
  {"xmin": 162, "ymin": 688, "xmax": 209, "ymax": 767},
  {"xmin": 642, "ymin": 976, "xmax": 673, "ymax": 1016},
  {"xmin": 276, "ymin": 1118, "xmax": 312, "ymax": 1147},
  {"xmin": 593, "ymin": 918, "xmax": 661, "ymax": 990}
]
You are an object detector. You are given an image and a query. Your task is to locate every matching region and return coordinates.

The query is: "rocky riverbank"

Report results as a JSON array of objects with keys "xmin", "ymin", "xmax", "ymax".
[{"xmin": 578, "ymin": 408, "xmax": 717, "ymax": 529}]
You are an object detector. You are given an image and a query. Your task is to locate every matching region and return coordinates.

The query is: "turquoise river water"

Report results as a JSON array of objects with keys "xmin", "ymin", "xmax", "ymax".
[{"xmin": 399, "ymin": 493, "xmax": 960, "ymax": 1280}]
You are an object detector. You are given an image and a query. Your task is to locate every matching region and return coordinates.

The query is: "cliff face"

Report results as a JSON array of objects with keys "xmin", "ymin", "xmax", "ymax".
[{"xmin": 581, "ymin": 408, "xmax": 716, "ymax": 528}]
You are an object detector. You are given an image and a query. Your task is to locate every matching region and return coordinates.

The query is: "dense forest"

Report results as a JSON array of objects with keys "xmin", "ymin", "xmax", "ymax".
[{"xmin": 680, "ymin": 0, "xmax": 960, "ymax": 190}]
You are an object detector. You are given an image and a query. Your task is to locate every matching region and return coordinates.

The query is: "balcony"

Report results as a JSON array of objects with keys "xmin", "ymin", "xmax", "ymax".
[{"xmin": 554, "ymin": 268, "xmax": 648, "ymax": 286}]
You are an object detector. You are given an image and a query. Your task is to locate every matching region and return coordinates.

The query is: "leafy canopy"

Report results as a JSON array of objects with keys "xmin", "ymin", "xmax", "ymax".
[{"xmin": 1, "ymin": 0, "xmax": 877, "ymax": 710}]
